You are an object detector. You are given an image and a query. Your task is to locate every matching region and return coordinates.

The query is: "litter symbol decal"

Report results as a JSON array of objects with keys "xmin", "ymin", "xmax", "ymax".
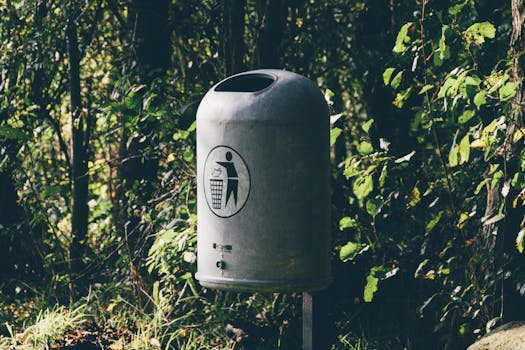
[{"xmin": 203, "ymin": 146, "xmax": 250, "ymax": 218}]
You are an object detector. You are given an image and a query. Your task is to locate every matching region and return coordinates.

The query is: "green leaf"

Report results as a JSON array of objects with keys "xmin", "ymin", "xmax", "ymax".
[
  {"xmin": 458, "ymin": 110, "xmax": 475, "ymax": 124},
  {"xmin": 499, "ymin": 82, "xmax": 517, "ymax": 101},
  {"xmin": 464, "ymin": 22, "xmax": 496, "ymax": 45},
  {"xmin": 353, "ymin": 175, "xmax": 374, "ymax": 201},
  {"xmin": 324, "ymin": 89, "xmax": 334, "ymax": 105},
  {"xmin": 358, "ymin": 141, "xmax": 373, "ymax": 155},
  {"xmin": 153, "ymin": 281, "xmax": 160, "ymax": 305},
  {"xmin": 458, "ymin": 212, "xmax": 469, "ymax": 229},
  {"xmin": 491, "ymin": 170, "xmax": 503, "ymax": 189},
  {"xmin": 344, "ymin": 157, "xmax": 362, "ymax": 179},
  {"xmin": 363, "ymin": 274, "xmax": 379, "ymax": 302},
  {"xmin": 363, "ymin": 266, "xmax": 398, "ymax": 302},
  {"xmin": 393, "ymin": 87, "xmax": 413, "ymax": 108},
  {"xmin": 489, "ymin": 163, "xmax": 500, "ymax": 175},
  {"xmin": 459, "ymin": 323, "xmax": 470, "ymax": 336},
  {"xmin": 125, "ymin": 91, "xmax": 141, "ymax": 110},
  {"xmin": 407, "ymin": 185, "xmax": 421, "ymax": 208},
  {"xmin": 474, "ymin": 178, "xmax": 489, "ymax": 195},
  {"xmin": 459, "ymin": 134, "xmax": 470, "ymax": 165},
  {"xmin": 516, "ymin": 229, "xmax": 525, "ymax": 253},
  {"xmin": 370, "ymin": 265, "xmax": 394, "ymax": 279},
  {"xmin": 512, "ymin": 172, "xmax": 525, "ymax": 187},
  {"xmin": 438, "ymin": 25, "xmax": 450, "ymax": 61},
  {"xmin": 393, "ymin": 22, "xmax": 413, "ymax": 53},
  {"xmin": 426, "ymin": 211, "xmax": 444, "ymax": 233},
  {"xmin": 449, "ymin": 144, "xmax": 459, "ymax": 168},
  {"xmin": 0, "ymin": 125, "xmax": 26, "ymax": 141},
  {"xmin": 383, "ymin": 68, "xmax": 396, "ymax": 85},
  {"xmin": 330, "ymin": 127, "xmax": 342, "ymax": 147},
  {"xmin": 379, "ymin": 165, "xmax": 388, "ymax": 188},
  {"xmin": 340, "ymin": 241, "xmax": 362, "ymax": 262},
  {"xmin": 438, "ymin": 77, "xmax": 457, "ymax": 99},
  {"xmin": 449, "ymin": 0, "xmax": 468, "ymax": 15},
  {"xmin": 474, "ymin": 91, "xmax": 487, "ymax": 109},
  {"xmin": 362, "ymin": 119, "xmax": 374, "ymax": 133},
  {"xmin": 41, "ymin": 185, "xmax": 62, "ymax": 200},
  {"xmin": 183, "ymin": 148, "xmax": 194, "ymax": 162},
  {"xmin": 390, "ymin": 71, "xmax": 403, "ymax": 89},
  {"xmin": 339, "ymin": 216, "xmax": 358, "ymax": 230},
  {"xmin": 187, "ymin": 121, "xmax": 197, "ymax": 133},
  {"xmin": 366, "ymin": 198, "xmax": 383, "ymax": 217},
  {"xmin": 465, "ymin": 75, "xmax": 481, "ymax": 86},
  {"xmin": 486, "ymin": 72, "xmax": 509, "ymax": 93},
  {"xmin": 419, "ymin": 84, "xmax": 433, "ymax": 95}
]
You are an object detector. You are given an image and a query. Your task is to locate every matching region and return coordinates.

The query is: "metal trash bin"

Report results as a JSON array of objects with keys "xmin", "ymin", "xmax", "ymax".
[{"xmin": 196, "ymin": 69, "xmax": 331, "ymax": 292}]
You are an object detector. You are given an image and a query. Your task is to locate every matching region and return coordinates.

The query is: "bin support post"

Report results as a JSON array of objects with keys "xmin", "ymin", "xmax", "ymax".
[{"xmin": 303, "ymin": 291, "xmax": 328, "ymax": 350}]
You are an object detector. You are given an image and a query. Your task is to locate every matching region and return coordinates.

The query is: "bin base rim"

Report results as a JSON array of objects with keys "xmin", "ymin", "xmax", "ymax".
[{"xmin": 195, "ymin": 273, "xmax": 332, "ymax": 292}]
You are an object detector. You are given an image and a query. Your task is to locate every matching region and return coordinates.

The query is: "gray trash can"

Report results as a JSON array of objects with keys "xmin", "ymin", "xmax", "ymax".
[{"xmin": 195, "ymin": 69, "xmax": 331, "ymax": 292}]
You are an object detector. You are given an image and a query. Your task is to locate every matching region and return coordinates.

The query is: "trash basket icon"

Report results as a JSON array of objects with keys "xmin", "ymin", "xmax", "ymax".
[{"xmin": 210, "ymin": 178, "xmax": 223, "ymax": 209}]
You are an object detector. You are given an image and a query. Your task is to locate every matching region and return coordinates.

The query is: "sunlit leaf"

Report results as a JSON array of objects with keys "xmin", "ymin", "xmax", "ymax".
[
  {"xmin": 383, "ymin": 68, "xmax": 396, "ymax": 85},
  {"xmin": 449, "ymin": 0, "xmax": 468, "ymax": 15},
  {"xmin": 407, "ymin": 185, "xmax": 421, "ymax": 208},
  {"xmin": 516, "ymin": 229, "xmax": 525, "ymax": 253},
  {"xmin": 362, "ymin": 119, "xmax": 374, "ymax": 133},
  {"xmin": 449, "ymin": 145, "xmax": 459, "ymax": 167},
  {"xmin": 358, "ymin": 141, "xmax": 374, "ymax": 155},
  {"xmin": 366, "ymin": 198, "xmax": 383, "ymax": 217},
  {"xmin": 183, "ymin": 148, "xmax": 194, "ymax": 162},
  {"xmin": 457, "ymin": 212, "xmax": 469, "ymax": 229},
  {"xmin": 339, "ymin": 216, "xmax": 358, "ymax": 230},
  {"xmin": 391, "ymin": 71, "xmax": 403, "ymax": 89},
  {"xmin": 353, "ymin": 175, "xmax": 374, "ymax": 201},
  {"xmin": 340, "ymin": 241, "xmax": 368, "ymax": 262},
  {"xmin": 499, "ymin": 82, "xmax": 517, "ymax": 101},
  {"xmin": 473, "ymin": 91, "xmax": 487, "ymax": 109},
  {"xmin": 474, "ymin": 178, "xmax": 489, "ymax": 195},
  {"xmin": 393, "ymin": 88, "xmax": 413, "ymax": 108},
  {"xmin": 513, "ymin": 128, "xmax": 525, "ymax": 143},
  {"xmin": 330, "ymin": 127, "xmax": 342, "ymax": 147},
  {"xmin": 393, "ymin": 22, "xmax": 413, "ymax": 53},
  {"xmin": 364, "ymin": 274, "xmax": 379, "ymax": 302},
  {"xmin": 426, "ymin": 212, "xmax": 443, "ymax": 233},
  {"xmin": 419, "ymin": 84, "xmax": 433, "ymax": 95},
  {"xmin": 459, "ymin": 134, "xmax": 470, "ymax": 164},
  {"xmin": 458, "ymin": 110, "xmax": 475, "ymax": 124},
  {"xmin": 464, "ymin": 22, "xmax": 496, "ymax": 45}
]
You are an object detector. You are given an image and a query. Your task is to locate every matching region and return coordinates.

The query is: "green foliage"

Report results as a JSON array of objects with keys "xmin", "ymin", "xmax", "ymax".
[
  {"xmin": 363, "ymin": 274, "xmax": 378, "ymax": 303},
  {"xmin": 363, "ymin": 266, "xmax": 398, "ymax": 302},
  {"xmin": 393, "ymin": 22, "xmax": 413, "ymax": 53},
  {"xmin": 2, "ymin": 0, "xmax": 525, "ymax": 349},
  {"xmin": 464, "ymin": 22, "xmax": 496, "ymax": 45}
]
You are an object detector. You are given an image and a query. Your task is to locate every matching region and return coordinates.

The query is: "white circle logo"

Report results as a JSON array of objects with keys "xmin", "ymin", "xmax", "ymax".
[{"xmin": 203, "ymin": 146, "xmax": 250, "ymax": 218}]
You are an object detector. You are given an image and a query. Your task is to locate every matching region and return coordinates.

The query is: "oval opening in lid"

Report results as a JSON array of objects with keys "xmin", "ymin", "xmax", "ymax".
[{"xmin": 215, "ymin": 73, "xmax": 276, "ymax": 92}]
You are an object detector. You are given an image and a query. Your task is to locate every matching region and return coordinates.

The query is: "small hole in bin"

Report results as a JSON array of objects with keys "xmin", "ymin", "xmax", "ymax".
[{"xmin": 215, "ymin": 73, "xmax": 275, "ymax": 92}]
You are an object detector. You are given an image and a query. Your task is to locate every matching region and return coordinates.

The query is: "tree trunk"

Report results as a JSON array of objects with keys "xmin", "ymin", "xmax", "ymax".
[
  {"xmin": 67, "ymin": 21, "xmax": 89, "ymax": 276},
  {"xmin": 0, "ymin": 169, "xmax": 23, "ymax": 279},
  {"xmin": 114, "ymin": 0, "xmax": 171, "ymax": 268},
  {"xmin": 223, "ymin": 0, "xmax": 246, "ymax": 75},
  {"xmin": 499, "ymin": 0, "xmax": 525, "ymax": 322},
  {"xmin": 131, "ymin": 0, "xmax": 171, "ymax": 82},
  {"xmin": 255, "ymin": 0, "xmax": 287, "ymax": 69},
  {"xmin": 510, "ymin": 0, "xmax": 525, "ymax": 137}
]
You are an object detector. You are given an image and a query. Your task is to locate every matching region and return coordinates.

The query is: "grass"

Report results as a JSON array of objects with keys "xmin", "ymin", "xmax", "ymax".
[
  {"xmin": 0, "ymin": 284, "xmax": 388, "ymax": 350},
  {"xmin": 1, "ymin": 304, "xmax": 86, "ymax": 349}
]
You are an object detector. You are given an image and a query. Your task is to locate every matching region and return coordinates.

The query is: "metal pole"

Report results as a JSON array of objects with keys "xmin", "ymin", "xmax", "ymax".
[{"xmin": 303, "ymin": 291, "xmax": 328, "ymax": 350}]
